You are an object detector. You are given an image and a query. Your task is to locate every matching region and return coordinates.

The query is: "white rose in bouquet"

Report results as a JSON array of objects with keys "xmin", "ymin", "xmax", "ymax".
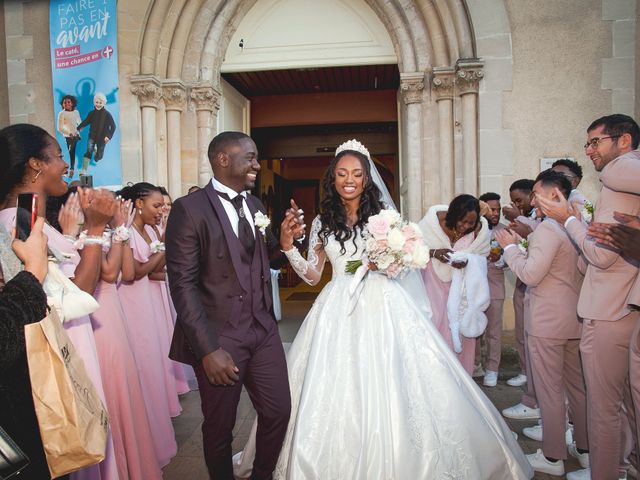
[{"xmin": 387, "ymin": 227, "xmax": 406, "ymax": 250}]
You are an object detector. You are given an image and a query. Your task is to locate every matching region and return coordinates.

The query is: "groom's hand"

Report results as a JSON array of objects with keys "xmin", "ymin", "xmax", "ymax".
[{"xmin": 202, "ymin": 349, "xmax": 240, "ymax": 386}]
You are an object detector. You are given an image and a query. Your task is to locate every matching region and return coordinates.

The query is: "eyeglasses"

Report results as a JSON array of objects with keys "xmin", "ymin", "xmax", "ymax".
[{"xmin": 583, "ymin": 135, "xmax": 620, "ymax": 150}]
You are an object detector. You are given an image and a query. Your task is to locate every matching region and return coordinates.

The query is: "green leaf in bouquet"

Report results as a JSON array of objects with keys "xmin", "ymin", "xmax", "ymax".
[{"xmin": 345, "ymin": 260, "xmax": 363, "ymax": 274}]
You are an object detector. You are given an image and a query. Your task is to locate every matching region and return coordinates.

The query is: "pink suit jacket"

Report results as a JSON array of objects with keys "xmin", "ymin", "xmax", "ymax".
[
  {"xmin": 598, "ymin": 150, "xmax": 640, "ymax": 311},
  {"xmin": 566, "ymin": 150, "xmax": 640, "ymax": 321},
  {"xmin": 504, "ymin": 219, "xmax": 584, "ymax": 339}
]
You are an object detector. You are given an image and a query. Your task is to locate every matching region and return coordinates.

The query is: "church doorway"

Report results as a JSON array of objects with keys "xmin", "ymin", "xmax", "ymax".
[{"xmin": 221, "ymin": 64, "xmax": 400, "ymax": 290}]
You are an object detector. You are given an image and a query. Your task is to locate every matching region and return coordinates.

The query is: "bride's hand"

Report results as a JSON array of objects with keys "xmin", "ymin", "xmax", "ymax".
[{"xmin": 280, "ymin": 211, "xmax": 304, "ymax": 251}]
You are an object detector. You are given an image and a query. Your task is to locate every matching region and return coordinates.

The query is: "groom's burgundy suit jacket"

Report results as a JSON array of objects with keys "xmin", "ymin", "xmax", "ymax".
[{"xmin": 165, "ymin": 182, "xmax": 283, "ymax": 366}]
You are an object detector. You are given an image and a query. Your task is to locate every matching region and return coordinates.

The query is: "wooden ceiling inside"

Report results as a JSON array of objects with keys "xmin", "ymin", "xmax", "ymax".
[{"xmin": 222, "ymin": 64, "xmax": 400, "ymax": 97}]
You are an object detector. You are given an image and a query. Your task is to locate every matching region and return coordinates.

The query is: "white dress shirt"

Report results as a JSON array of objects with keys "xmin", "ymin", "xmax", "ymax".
[{"xmin": 210, "ymin": 177, "xmax": 256, "ymax": 238}]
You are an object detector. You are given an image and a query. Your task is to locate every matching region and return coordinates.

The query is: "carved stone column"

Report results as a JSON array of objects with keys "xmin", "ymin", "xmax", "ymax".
[
  {"xmin": 456, "ymin": 59, "xmax": 484, "ymax": 196},
  {"xmin": 190, "ymin": 84, "xmax": 221, "ymax": 186},
  {"xmin": 130, "ymin": 75, "xmax": 162, "ymax": 185},
  {"xmin": 399, "ymin": 72, "xmax": 425, "ymax": 221},
  {"xmin": 432, "ymin": 67, "xmax": 456, "ymax": 202},
  {"xmin": 162, "ymin": 80, "xmax": 187, "ymax": 198}
]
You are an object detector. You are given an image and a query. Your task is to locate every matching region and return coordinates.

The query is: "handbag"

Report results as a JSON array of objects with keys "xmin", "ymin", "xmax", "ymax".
[
  {"xmin": 0, "ymin": 426, "xmax": 30, "ymax": 480},
  {"xmin": 24, "ymin": 309, "xmax": 108, "ymax": 478},
  {"xmin": 43, "ymin": 260, "xmax": 99, "ymax": 322}
]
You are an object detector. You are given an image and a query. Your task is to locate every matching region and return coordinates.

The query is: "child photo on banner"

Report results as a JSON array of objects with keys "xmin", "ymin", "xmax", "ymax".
[{"xmin": 50, "ymin": 0, "xmax": 121, "ymax": 188}]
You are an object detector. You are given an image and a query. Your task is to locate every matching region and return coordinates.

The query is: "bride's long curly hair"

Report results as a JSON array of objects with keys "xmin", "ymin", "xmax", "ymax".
[{"xmin": 318, "ymin": 149, "xmax": 384, "ymax": 254}]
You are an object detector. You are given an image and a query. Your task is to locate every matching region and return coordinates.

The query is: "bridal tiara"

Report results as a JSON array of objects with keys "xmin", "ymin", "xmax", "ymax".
[{"xmin": 335, "ymin": 139, "xmax": 371, "ymax": 159}]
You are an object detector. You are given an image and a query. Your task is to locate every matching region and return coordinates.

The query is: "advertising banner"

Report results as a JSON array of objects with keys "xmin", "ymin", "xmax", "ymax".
[{"xmin": 50, "ymin": 0, "xmax": 120, "ymax": 187}]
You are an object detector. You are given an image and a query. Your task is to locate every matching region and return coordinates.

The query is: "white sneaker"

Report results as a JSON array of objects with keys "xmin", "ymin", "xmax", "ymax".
[
  {"xmin": 568, "ymin": 443, "xmax": 590, "ymax": 468},
  {"xmin": 502, "ymin": 402, "xmax": 541, "ymax": 420},
  {"xmin": 523, "ymin": 424, "xmax": 543, "ymax": 441},
  {"xmin": 483, "ymin": 370, "xmax": 498, "ymax": 387},
  {"xmin": 566, "ymin": 423, "xmax": 574, "ymax": 445},
  {"xmin": 472, "ymin": 364, "xmax": 485, "ymax": 378},
  {"xmin": 526, "ymin": 449, "xmax": 565, "ymax": 476},
  {"xmin": 566, "ymin": 468, "xmax": 591, "ymax": 480},
  {"xmin": 507, "ymin": 373, "xmax": 527, "ymax": 387}
]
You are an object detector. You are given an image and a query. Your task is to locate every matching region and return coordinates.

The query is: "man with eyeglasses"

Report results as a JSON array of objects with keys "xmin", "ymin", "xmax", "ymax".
[
  {"xmin": 551, "ymin": 158, "xmax": 590, "ymax": 209},
  {"xmin": 538, "ymin": 114, "xmax": 640, "ymax": 480}
]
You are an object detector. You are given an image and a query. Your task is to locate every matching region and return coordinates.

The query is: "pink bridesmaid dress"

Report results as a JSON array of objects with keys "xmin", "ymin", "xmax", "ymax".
[
  {"xmin": 91, "ymin": 270, "xmax": 163, "ymax": 479},
  {"xmin": 116, "ymin": 227, "xmax": 179, "ymax": 466},
  {"xmin": 0, "ymin": 208, "xmax": 119, "ymax": 480},
  {"xmin": 421, "ymin": 232, "xmax": 477, "ymax": 374},
  {"xmin": 145, "ymin": 225, "xmax": 193, "ymax": 394}
]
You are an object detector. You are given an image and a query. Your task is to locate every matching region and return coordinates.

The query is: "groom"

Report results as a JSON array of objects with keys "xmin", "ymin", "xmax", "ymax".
[{"xmin": 165, "ymin": 131, "xmax": 291, "ymax": 479}]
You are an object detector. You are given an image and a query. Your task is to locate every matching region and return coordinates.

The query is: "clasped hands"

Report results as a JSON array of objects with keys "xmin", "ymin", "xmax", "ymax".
[{"xmin": 431, "ymin": 249, "xmax": 467, "ymax": 269}]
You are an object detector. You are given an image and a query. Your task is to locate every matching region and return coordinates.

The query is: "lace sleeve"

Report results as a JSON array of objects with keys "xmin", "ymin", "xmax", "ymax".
[{"xmin": 283, "ymin": 216, "xmax": 326, "ymax": 286}]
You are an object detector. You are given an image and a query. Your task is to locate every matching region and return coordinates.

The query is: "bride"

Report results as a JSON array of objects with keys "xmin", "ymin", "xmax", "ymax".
[{"xmin": 234, "ymin": 140, "xmax": 533, "ymax": 479}]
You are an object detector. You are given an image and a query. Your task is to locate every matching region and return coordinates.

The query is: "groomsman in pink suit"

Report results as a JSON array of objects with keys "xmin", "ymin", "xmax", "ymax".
[
  {"xmin": 539, "ymin": 114, "xmax": 640, "ymax": 480},
  {"xmin": 165, "ymin": 132, "xmax": 292, "ymax": 479},
  {"xmin": 475, "ymin": 192, "xmax": 507, "ymax": 387},
  {"xmin": 501, "ymin": 180, "xmax": 541, "ymax": 421},
  {"xmin": 497, "ymin": 170, "xmax": 589, "ymax": 477},
  {"xmin": 587, "ymin": 149, "xmax": 640, "ymax": 469}
]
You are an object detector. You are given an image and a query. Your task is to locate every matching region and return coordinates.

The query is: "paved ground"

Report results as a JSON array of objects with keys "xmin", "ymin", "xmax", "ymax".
[{"xmin": 163, "ymin": 283, "xmax": 583, "ymax": 479}]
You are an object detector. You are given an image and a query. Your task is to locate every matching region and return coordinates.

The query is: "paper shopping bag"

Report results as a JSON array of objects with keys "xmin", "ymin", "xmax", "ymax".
[{"xmin": 24, "ymin": 310, "xmax": 109, "ymax": 478}]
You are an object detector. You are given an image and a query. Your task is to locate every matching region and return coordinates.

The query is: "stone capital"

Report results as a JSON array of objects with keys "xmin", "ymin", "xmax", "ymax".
[
  {"xmin": 455, "ymin": 59, "xmax": 484, "ymax": 96},
  {"xmin": 162, "ymin": 80, "xmax": 187, "ymax": 111},
  {"xmin": 431, "ymin": 67, "xmax": 456, "ymax": 101},
  {"xmin": 190, "ymin": 83, "xmax": 222, "ymax": 112},
  {"xmin": 399, "ymin": 72, "xmax": 425, "ymax": 105},
  {"xmin": 130, "ymin": 74, "xmax": 162, "ymax": 108}
]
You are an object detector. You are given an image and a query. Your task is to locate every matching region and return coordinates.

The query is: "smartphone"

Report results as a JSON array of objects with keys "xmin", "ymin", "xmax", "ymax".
[
  {"xmin": 16, "ymin": 192, "xmax": 38, "ymax": 240},
  {"xmin": 79, "ymin": 174, "xmax": 93, "ymax": 188}
]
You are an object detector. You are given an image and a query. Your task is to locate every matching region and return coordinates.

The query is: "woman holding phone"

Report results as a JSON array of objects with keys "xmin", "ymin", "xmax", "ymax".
[{"xmin": 0, "ymin": 123, "xmax": 119, "ymax": 480}]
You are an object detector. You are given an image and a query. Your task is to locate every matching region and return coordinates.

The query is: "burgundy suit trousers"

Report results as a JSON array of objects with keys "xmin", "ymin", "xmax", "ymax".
[{"xmin": 194, "ymin": 320, "xmax": 291, "ymax": 480}]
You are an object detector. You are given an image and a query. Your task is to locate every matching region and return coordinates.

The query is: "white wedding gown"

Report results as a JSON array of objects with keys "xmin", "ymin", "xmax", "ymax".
[{"xmin": 234, "ymin": 217, "xmax": 533, "ymax": 480}]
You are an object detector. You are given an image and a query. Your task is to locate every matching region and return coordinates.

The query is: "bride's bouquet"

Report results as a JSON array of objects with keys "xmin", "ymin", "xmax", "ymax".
[{"xmin": 345, "ymin": 209, "xmax": 430, "ymax": 279}]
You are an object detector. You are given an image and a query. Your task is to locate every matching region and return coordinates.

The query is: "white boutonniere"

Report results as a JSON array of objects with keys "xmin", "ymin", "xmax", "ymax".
[
  {"xmin": 581, "ymin": 200, "xmax": 594, "ymax": 224},
  {"xmin": 149, "ymin": 240, "xmax": 165, "ymax": 254},
  {"xmin": 254, "ymin": 211, "xmax": 271, "ymax": 240},
  {"xmin": 517, "ymin": 238, "xmax": 529, "ymax": 254}
]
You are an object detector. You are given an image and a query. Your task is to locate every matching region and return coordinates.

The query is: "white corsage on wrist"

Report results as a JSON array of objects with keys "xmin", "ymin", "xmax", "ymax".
[
  {"xmin": 112, "ymin": 225, "xmax": 130, "ymax": 243},
  {"xmin": 74, "ymin": 230, "xmax": 110, "ymax": 250},
  {"xmin": 254, "ymin": 211, "xmax": 271, "ymax": 239},
  {"xmin": 150, "ymin": 240, "xmax": 165, "ymax": 254}
]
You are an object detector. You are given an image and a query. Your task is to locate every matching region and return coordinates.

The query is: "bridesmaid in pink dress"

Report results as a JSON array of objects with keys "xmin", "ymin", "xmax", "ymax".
[
  {"xmin": 146, "ymin": 222, "xmax": 191, "ymax": 395},
  {"xmin": 88, "ymin": 197, "xmax": 163, "ymax": 479},
  {"xmin": 422, "ymin": 233, "xmax": 477, "ymax": 372},
  {"xmin": 157, "ymin": 187, "xmax": 196, "ymax": 392},
  {"xmin": 420, "ymin": 196, "xmax": 489, "ymax": 374},
  {"xmin": 116, "ymin": 183, "xmax": 179, "ymax": 466},
  {"xmin": 0, "ymin": 124, "xmax": 119, "ymax": 480}
]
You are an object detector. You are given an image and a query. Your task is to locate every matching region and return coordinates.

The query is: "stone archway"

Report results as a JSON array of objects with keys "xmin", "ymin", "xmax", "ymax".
[{"xmin": 121, "ymin": 0, "xmax": 486, "ymax": 220}]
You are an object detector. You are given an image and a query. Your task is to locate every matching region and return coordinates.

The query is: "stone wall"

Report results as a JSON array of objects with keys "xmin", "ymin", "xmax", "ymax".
[{"xmin": 1, "ymin": 0, "xmax": 638, "ymax": 202}]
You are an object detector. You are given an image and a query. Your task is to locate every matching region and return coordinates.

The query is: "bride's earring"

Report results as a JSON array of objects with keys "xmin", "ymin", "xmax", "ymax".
[
  {"xmin": 138, "ymin": 208, "xmax": 142, "ymax": 215},
  {"xmin": 32, "ymin": 169, "xmax": 42, "ymax": 183}
]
